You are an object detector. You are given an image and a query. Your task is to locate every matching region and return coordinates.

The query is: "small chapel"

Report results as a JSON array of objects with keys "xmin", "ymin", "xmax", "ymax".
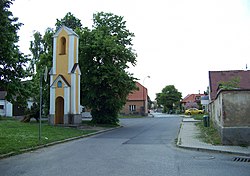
[{"xmin": 48, "ymin": 26, "xmax": 82, "ymax": 125}]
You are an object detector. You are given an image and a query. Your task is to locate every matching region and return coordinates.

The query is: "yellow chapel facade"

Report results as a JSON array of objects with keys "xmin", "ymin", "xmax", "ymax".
[{"xmin": 49, "ymin": 26, "xmax": 81, "ymax": 125}]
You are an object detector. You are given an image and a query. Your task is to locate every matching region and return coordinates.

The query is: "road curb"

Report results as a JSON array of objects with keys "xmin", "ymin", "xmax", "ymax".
[
  {"xmin": 0, "ymin": 126, "xmax": 122, "ymax": 159},
  {"xmin": 176, "ymin": 122, "xmax": 250, "ymax": 156},
  {"xmin": 177, "ymin": 143, "xmax": 250, "ymax": 157}
]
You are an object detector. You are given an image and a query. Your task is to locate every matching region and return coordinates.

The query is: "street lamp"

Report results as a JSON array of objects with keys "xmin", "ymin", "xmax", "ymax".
[{"xmin": 142, "ymin": 76, "xmax": 150, "ymax": 116}]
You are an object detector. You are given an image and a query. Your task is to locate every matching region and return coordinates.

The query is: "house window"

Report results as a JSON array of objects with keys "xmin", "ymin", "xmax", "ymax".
[
  {"xmin": 0, "ymin": 105, "xmax": 4, "ymax": 109},
  {"xmin": 129, "ymin": 105, "xmax": 136, "ymax": 112},
  {"xmin": 57, "ymin": 81, "xmax": 62, "ymax": 88},
  {"xmin": 195, "ymin": 96, "xmax": 201, "ymax": 101},
  {"xmin": 59, "ymin": 37, "xmax": 66, "ymax": 55}
]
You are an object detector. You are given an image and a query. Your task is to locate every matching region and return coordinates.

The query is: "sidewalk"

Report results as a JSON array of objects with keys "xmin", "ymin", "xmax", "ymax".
[{"xmin": 177, "ymin": 118, "xmax": 250, "ymax": 156}]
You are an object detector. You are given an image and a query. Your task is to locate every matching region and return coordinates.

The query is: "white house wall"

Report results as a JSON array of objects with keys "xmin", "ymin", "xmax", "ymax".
[
  {"xmin": 6, "ymin": 102, "xmax": 12, "ymax": 117},
  {"xmin": 0, "ymin": 100, "xmax": 13, "ymax": 117},
  {"xmin": 27, "ymin": 101, "xmax": 33, "ymax": 109},
  {"xmin": 0, "ymin": 100, "xmax": 5, "ymax": 116}
]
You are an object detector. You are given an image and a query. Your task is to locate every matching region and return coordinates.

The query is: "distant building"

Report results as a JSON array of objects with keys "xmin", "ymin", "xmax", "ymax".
[
  {"xmin": 120, "ymin": 82, "xmax": 149, "ymax": 116},
  {"xmin": 181, "ymin": 93, "xmax": 205, "ymax": 110},
  {"xmin": 200, "ymin": 95, "xmax": 209, "ymax": 112},
  {"xmin": 0, "ymin": 91, "xmax": 13, "ymax": 117}
]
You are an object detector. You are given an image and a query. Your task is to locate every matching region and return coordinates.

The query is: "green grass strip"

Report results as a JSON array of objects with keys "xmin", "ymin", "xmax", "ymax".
[
  {"xmin": 0, "ymin": 118, "xmax": 96, "ymax": 155},
  {"xmin": 195, "ymin": 120, "xmax": 221, "ymax": 145}
]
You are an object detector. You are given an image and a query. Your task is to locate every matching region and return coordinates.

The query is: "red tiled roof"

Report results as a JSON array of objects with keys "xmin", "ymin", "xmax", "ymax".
[
  {"xmin": 181, "ymin": 94, "xmax": 205, "ymax": 103},
  {"xmin": 209, "ymin": 70, "xmax": 250, "ymax": 100},
  {"xmin": 127, "ymin": 82, "xmax": 147, "ymax": 101}
]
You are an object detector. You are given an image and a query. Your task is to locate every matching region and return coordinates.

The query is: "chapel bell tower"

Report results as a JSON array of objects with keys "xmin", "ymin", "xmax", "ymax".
[{"xmin": 49, "ymin": 26, "xmax": 81, "ymax": 125}]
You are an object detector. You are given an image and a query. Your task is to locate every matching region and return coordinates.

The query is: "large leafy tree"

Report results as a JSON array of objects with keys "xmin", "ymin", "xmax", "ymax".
[
  {"xmin": 55, "ymin": 12, "xmax": 82, "ymax": 31},
  {"xmin": 29, "ymin": 31, "xmax": 43, "ymax": 74},
  {"xmin": 37, "ymin": 28, "xmax": 54, "ymax": 115},
  {"xmin": 156, "ymin": 85, "xmax": 182, "ymax": 113},
  {"xmin": 29, "ymin": 28, "xmax": 54, "ymax": 116},
  {"xmin": 30, "ymin": 12, "xmax": 137, "ymax": 124},
  {"xmin": 79, "ymin": 12, "xmax": 137, "ymax": 124},
  {"xmin": 0, "ymin": 0, "xmax": 30, "ymax": 103}
]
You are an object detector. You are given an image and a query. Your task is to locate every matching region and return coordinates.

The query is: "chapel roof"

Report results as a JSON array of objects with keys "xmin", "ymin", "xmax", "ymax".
[{"xmin": 53, "ymin": 25, "xmax": 79, "ymax": 38}]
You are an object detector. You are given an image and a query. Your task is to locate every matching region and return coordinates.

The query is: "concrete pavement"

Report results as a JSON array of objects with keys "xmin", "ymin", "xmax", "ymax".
[{"xmin": 177, "ymin": 117, "xmax": 250, "ymax": 156}]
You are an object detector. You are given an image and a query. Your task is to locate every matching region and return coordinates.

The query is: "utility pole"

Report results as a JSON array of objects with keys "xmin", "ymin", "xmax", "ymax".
[
  {"xmin": 39, "ymin": 73, "xmax": 42, "ymax": 142},
  {"xmin": 39, "ymin": 66, "xmax": 47, "ymax": 142}
]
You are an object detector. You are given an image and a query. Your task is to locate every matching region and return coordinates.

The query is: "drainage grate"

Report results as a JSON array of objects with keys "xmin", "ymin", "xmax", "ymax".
[{"xmin": 233, "ymin": 157, "xmax": 250, "ymax": 163}]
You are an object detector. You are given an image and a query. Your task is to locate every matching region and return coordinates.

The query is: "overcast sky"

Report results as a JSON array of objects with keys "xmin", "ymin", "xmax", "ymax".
[{"xmin": 10, "ymin": 0, "xmax": 250, "ymax": 100}]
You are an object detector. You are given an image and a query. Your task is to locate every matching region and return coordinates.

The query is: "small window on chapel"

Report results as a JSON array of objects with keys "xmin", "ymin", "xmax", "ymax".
[
  {"xmin": 59, "ymin": 37, "xmax": 66, "ymax": 55},
  {"xmin": 57, "ymin": 81, "xmax": 62, "ymax": 88}
]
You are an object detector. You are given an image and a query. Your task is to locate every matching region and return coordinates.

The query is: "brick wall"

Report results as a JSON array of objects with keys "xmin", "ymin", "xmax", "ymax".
[{"xmin": 120, "ymin": 100, "xmax": 148, "ymax": 115}]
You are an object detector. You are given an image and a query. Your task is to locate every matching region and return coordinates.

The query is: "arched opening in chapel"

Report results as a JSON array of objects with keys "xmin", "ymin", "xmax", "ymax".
[{"xmin": 59, "ymin": 37, "xmax": 66, "ymax": 55}]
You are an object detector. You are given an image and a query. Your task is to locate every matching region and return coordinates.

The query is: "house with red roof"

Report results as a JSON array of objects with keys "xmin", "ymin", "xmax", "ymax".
[
  {"xmin": 120, "ymin": 82, "xmax": 149, "ymax": 116},
  {"xmin": 181, "ymin": 93, "xmax": 205, "ymax": 110}
]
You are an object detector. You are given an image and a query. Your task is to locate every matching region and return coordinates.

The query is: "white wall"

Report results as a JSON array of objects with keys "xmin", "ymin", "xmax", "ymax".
[
  {"xmin": 0, "ymin": 100, "xmax": 13, "ymax": 117},
  {"xmin": 6, "ymin": 101, "xmax": 12, "ymax": 117},
  {"xmin": 201, "ymin": 99, "xmax": 209, "ymax": 112},
  {"xmin": 0, "ymin": 100, "xmax": 5, "ymax": 116}
]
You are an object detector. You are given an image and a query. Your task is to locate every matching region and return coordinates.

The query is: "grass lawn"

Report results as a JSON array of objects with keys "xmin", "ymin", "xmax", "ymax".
[
  {"xmin": 0, "ymin": 117, "xmax": 97, "ymax": 155},
  {"xmin": 191, "ymin": 114, "xmax": 205, "ymax": 120},
  {"xmin": 190, "ymin": 114, "xmax": 221, "ymax": 145}
]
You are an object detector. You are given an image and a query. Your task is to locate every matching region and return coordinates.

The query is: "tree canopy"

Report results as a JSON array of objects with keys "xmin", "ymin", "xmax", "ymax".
[
  {"xmin": 156, "ymin": 85, "xmax": 182, "ymax": 113},
  {"xmin": 79, "ymin": 12, "xmax": 137, "ymax": 124},
  {"xmin": 55, "ymin": 12, "xmax": 82, "ymax": 31},
  {"xmin": 29, "ymin": 12, "xmax": 137, "ymax": 124},
  {"xmin": 29, "ymin": 28, "xmax": 54, "ymax": 115},
  {"xmin": 0, "ymin": 0, "xmax": 30, "ymax": 103}
]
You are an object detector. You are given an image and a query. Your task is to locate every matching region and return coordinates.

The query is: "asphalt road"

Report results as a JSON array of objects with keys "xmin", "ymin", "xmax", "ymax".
[{"xmin": 0, "ymin": 114, "xmax": 249, "ymax": 176}]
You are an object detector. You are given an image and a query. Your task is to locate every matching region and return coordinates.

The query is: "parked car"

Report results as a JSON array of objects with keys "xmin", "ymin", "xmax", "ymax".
[{"xmin": 185, "ymin": 108, "xmax": 204, "ymax": 115}]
